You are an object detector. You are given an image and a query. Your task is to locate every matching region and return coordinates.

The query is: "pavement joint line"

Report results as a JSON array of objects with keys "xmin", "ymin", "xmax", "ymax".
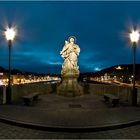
[{"xmin": 0, "ymin": 114, "xmax": 140, "ymax": 133}]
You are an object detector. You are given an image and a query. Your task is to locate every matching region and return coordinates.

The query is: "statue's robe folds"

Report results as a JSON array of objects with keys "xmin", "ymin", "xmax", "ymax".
[{"xmin": 57, "ymin": 38, "xmax": 83, "ymax": 97}]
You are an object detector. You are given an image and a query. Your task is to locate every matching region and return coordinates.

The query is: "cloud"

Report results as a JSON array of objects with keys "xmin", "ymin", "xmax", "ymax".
[{"xmin": 0, "ymin": 1, "xmax": 140, "ymax": 73}]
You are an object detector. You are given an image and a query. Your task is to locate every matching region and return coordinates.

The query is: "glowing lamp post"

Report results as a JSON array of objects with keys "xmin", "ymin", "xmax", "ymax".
[
  {"xmin": 5, "ymin": 27, "xmax": 16, "ymax": 104},
  {"xmin": 129, "ymin": 29, "xmax": 139, "ymax": 106}
]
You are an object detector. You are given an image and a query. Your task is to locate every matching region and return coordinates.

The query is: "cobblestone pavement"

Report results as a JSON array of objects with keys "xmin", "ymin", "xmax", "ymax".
[
  {"xmin": 1, "ymin": 94, "xmax": 140, "ymax": 139},
  {"xmin": 1, "ymin": 94, "xmax": 140, "ymax": 129},
  {"xmin": 0, "ymin": 122, "xmax": 140, "ymax": 139}
]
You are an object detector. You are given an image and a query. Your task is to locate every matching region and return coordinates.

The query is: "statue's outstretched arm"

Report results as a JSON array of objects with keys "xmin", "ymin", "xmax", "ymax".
[{"xmin": 61, "ymin": 43, "xmax": 69, "ymax": 55}]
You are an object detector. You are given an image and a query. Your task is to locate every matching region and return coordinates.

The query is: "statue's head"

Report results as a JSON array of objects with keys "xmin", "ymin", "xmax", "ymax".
[
  {"xmin": 69, "ymin": 36, "xmax": 76, "ymax": 44},
  {"xmin": 69, "ymin": 37, "xmax": 75, "ymax": 43}
]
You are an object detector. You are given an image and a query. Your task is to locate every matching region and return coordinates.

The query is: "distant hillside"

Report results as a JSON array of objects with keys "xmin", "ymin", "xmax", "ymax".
[
  {"xmin": 0, "ymin": 66, "xmax": 6, "ymax": 72},
  {"xmin": 0, "ymin": 66, "xmax": 43, "ymax": 75},
  {"xmin": 81, "ymin": 64, "xmax": 140, "ymax": 75},
  {"xmin": 80, "ymin": 64, "xmax": 140, "ymax": 82},
  {"xmin": 0, "ymin": 66, "xmax": 60, "ymax": 76}
]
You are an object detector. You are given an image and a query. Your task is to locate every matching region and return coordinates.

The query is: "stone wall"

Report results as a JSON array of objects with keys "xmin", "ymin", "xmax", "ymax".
[
  {"xmin": 11, "ymin": 82, "xmax": 57, "ymax": 103},
  {"xmin": 0, "ymin": 86, "xmax": 6, "ymax": 104},
  {"xmin": 0, "ymin": 82, "xmax": 140, "ymax": 105},
  {"xmin": 0, "ymin": 82, "xmax": 57, "ymax": 104},
  {"xmin": 88, "ymin": 83, "xmax": 140, "ymax": 104}
]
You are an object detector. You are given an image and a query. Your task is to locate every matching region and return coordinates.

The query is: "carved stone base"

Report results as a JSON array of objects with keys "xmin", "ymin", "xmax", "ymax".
[{"xmin": 57, "ymin": 77, "xmax": 83, "ymax": 97}]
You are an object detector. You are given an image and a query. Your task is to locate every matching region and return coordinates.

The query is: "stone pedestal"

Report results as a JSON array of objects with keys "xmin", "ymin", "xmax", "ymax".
[{"xmin": 57, "ymin": 76, "xmax": 83, "ymax": 97}]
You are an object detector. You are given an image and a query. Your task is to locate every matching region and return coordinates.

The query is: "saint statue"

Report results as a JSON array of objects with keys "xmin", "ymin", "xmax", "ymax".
[
  {"xmin": 57, "ymin": 36, "xmax": 83, "ymax": 96},
  {"xmin": 60, "ymin": 37, "xmax": 80, "ymax": 77}
]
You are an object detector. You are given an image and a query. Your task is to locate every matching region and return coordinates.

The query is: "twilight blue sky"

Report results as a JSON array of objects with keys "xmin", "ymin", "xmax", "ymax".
[{"xmin": 0, "ymin": 1, "xmax": 140, "ymax": 74}]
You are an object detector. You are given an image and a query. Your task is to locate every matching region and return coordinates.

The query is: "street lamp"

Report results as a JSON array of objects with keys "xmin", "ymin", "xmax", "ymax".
[
  {"xmin": 129, "ymin": 28, "xmax": 139, "ymax": 106},
  {"xmin": 5, "ymin": 27, "xmax": 16, "ymax": 104}
]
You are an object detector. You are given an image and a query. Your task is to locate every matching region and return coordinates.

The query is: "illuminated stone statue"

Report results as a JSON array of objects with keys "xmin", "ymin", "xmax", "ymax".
[
  {"xmin": 57, "ymin": 36, "xmax": 83, "ymax": 97},
  {"xmin": 60, "ymin": 37, "xmax": 80, "ymax": 77}
]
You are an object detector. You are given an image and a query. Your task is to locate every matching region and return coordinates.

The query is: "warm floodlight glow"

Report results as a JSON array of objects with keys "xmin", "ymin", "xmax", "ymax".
[
  {"xmin": 129, "ymin": 30, "xmax": 140, "ymax": 44},
  {"xmin": 5, "ymin": 27, "xmax": 16, "ymax": 41}
]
